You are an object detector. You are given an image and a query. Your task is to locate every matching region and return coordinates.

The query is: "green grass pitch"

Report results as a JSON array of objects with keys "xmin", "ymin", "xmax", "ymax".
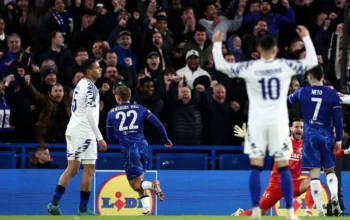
[{"xmin": 0, "ymin": 216, "xmax": 344, "ymax": 220}]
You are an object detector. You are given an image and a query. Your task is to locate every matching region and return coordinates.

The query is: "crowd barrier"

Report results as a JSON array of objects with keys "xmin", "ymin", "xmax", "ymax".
[
  {"xmin": 0, "ymin": 170, "xmax": 348, "ymax": 216},
  {"xmin": 0, "ymin": 143, "xmax": 274, "ymax": 170}
]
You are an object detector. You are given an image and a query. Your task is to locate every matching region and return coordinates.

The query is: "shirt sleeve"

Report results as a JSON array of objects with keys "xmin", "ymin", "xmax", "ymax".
[
  {"xmin": 143, "ymin": 107, "xmax": 169, "ymax": 143},
  {"xmin": 287, "ymin": 88, "xmax": 303, "ymax": 104},
  {"xmin": 332, "ymin": 92, "xmax": 343, "ymax": 143},
  {"xmin": 212, "ymin": 42, "xmax": 251, "ymax": 78},
  {"xmin": 282, "ymin": 36, "xmax": 318, "ymax": 77},
  {"xmin": 106, "ymin": 111, "xmax": 117, "ymax": 142}
]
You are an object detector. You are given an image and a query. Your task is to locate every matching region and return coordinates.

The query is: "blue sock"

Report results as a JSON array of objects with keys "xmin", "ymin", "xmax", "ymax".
[
  {"xmin": 52, "ymin": 185, "xmax": 65, "ymax": 206},
  {"xmin": 250, "ymin": 165, "xmax": 263, "ymax": 207},
  {"xmin": 278, "ymin": 166, "xmax": 293, "ymax": 209},
  {"xmin": 79, "ymin": 191, "xmax": 91, "ymax": 212}
]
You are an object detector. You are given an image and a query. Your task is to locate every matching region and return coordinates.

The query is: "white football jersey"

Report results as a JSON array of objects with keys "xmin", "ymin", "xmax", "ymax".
[
  {"xmin": 212, "ymin": 36, "xmax": 318, "ymax": 125},
  {"xmin": 66, "ymin": 78, "xmax": 100, "ymax": 139}
]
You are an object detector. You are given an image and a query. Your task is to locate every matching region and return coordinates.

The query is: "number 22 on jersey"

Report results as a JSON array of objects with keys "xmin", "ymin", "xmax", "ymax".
[
  {"xmin": 116, "ymin": 110, "xmax": 139, "ymax": 131},
  {"xmin": 258, "ymin": 77, "xmax": 280, "ymax": 100}
]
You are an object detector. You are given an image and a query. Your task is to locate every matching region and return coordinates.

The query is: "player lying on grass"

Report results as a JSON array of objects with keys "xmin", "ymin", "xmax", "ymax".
[
  {"xmin": 106, "ymin": 86, "xmax": 173, "ymax": 215},
  {"xmin": 232, "ymin": 118, "xmax": 309, "ymax": 216}
]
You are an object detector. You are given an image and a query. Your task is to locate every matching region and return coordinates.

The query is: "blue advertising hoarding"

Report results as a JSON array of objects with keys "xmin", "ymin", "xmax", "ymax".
[{"xmin": 0, "ymin": 169, "xmax": 348, "ymax": 216}]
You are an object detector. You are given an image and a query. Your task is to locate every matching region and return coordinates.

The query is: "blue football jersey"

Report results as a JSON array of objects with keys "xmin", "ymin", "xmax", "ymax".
[
  {"xmin": 106, "ymin": 102, "xmax": 169, "ymax": 145},
  {"xmin": 288, "ymin": 86, "xmax": 341, "ymax": 129}
]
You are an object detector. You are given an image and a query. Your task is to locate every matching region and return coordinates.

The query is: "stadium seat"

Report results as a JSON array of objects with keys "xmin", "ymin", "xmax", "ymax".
[
  {"xmin": 156, "ymin": 153, "xmax": 209, "ymax": 170},
  {"xmin": 96, "ymin": 153, "xmax": 124, "ymax": 170},
  {"xmin": 0, "ymin": 151, "xmax": 17, "ymax": 168},
  {"xmin": 219, "ymin": 154, "xmax": 272, "ymax": 170},
  {"xmin": 50, "ymin": 152, "xmax": 68, "ymax": 168}
]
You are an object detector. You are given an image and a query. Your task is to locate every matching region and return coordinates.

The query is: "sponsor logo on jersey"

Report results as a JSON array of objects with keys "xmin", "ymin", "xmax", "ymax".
[
  {"xmin": 97, "ymin": 173, "xmax": 155, "ymax": 215},
  {"xmin": 273, "ymin": 174, "xmax": 330, "ymax": 216}
]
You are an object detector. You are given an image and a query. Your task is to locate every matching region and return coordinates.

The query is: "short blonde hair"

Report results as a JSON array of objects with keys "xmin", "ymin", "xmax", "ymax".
[{"xmin": 115, "ymin": 86, "xmax": 131, "ymax": 102}]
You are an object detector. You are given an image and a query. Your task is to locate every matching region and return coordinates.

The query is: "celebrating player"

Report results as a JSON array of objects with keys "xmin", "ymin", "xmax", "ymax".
[
  {"xmin": 212, "ymin": 25, "xmax": 317, "ymax": 220},
  {"xmin": 106, "ymin": 86, "xmax": 173, "ymax": 215},
  {"xmin": 287, "ymin": 66, "xmax": 343, "ymax": 216},
  {"xmin": 47, "ymin": 59, "xmax": 107, "ymax": 216}
]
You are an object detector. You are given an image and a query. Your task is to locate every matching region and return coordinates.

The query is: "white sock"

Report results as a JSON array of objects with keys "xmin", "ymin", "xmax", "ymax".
[
  {"xmin": 310, "ymin": 179, "xmax": 323, "ymax": 211},
  {"xmin": 326, "ymin": 173, "xmax": 338, "ymax": 199},
  {"xmin": 140, "ymin": 195, "xmax": 150, "ymax": 213},
  {"xmin": 286, "ymin": 208, "xmax": 295, "ymax": 216},
  {"xmin": 140, "ymin": 181, "xmax": 153, "ymax": 190}
]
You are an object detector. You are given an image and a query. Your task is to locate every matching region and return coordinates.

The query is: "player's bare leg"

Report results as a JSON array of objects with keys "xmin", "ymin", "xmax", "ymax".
[
  {"xmin": 48, "ymin": 160, "xmax": 81, "ymax": 215},
  {"xmin": 324, "ymin": 168, "xmax": 342, "ymax": 216},
  {"xmin": 129, "ymin": 174, "xmax": 154, "ymax": 215},
  {"xmin": 275, "ymin": 160, "xmax": 299, "ymax": 220},
  {"xmin": 309, "ymin": 168, "xmax": 325, "ymax": 216},
  {"xmin": 77, "ymin": 163, "xmax": 96, "ymax": 215},
  {"xmin": 249, "ymin": 158, "xmax": 264, "ymax": 220}
]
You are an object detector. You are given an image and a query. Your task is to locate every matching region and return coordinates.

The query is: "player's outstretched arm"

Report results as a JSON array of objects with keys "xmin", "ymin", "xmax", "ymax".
[
  {"xmin": 339, "ymin": 94, "xmax": 350, "ymax": 104},
  {"xmin": 106, "ymin": 112, "xmax": 118, "ymax": 143},
  {"xmin": 296, "ymin": 26, "xmax": 318, "ymax": 70},
  {"xmin": 332, "ymin": 96, "xmax": 343, "ymax": 153},
  {"xmin": 146, "ymin": 112, "xmax": 172, "ymax": 147},
  {"xmin": 284, "ymin": 26, "xmax": 318, "ymax": 76},
  {"xmin": 212, "ymin": 31, "xmax": 242, "ymax": 78}
]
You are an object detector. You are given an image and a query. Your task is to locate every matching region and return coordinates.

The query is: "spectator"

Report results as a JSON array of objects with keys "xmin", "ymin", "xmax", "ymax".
[
  {"xmin": 29, "ymin": 144, "xmax": 58, "ymax": 168},
  {"xmin": 26, "ymin": 78, "xmax": 71, "ymax": 143},
  {"xmin": 176, "ymin": 50, "xmax": 211, "ymax": 89}
]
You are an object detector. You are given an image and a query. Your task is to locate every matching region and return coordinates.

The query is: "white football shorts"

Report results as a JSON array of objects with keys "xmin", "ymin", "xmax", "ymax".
[
  {"xmin": 66, "ymin": 135, "xmax": 97, "ymax": 164},
  {"xmin": 244, "ymin": 123, "xmax": 292, "ymax": 161}
]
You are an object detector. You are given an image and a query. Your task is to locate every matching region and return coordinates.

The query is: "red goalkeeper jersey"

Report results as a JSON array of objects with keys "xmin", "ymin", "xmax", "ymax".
[{"xmin": 269, "ymin": 138, "xmax": 303, "ymax": 184}]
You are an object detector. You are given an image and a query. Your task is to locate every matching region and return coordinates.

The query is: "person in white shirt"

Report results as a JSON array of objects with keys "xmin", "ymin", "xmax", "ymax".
[
  {"xmin": 176, "ymin": 50, "xmax": 211, "ymax": 89},
  {"xmin": 47, "ymin": 59, "xmax": 107, "ymax": 216},
  {"xmin": 212, "ymin": 26, "xmax": 317, "ymax": 220}
]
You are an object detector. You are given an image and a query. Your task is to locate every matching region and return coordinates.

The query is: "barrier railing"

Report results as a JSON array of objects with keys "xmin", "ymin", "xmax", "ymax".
[{"xmin": 0, "ymin": 143, "xmax": 252, "ymax": 169}]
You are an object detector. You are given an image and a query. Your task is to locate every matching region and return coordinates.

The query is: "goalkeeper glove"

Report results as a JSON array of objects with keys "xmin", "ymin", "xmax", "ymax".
[
  {"xmin": 234, "ymin": 123, "xmax": 246, "ymax": 139},
  {"xmin": 344, "ymin": 147, "xmax": 350, "ymax": 155}
]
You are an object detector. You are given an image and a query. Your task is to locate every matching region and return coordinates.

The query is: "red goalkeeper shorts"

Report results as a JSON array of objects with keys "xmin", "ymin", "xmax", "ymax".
[{"xmin": 259, "ymin": 178, "xmax": 305, "ymax": 211}]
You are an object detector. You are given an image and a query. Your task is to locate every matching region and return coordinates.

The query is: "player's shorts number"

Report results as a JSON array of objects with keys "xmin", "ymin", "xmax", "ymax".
[
  {"xmin": 258, "ymin": 77, "xmax": 280, "ymax": 100},
  {"xmin": 116, "ymin": 110, "xmax": 139, "ymax": 131}
]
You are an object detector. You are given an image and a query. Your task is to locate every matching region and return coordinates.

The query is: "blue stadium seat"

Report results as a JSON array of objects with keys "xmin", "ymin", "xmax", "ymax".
[
  {"xmin": 50, "ymin": 152, "xmax": 68, "ymax": 169},
  {"xmin": 96, "ymin": 153, "xmax": 124, "ymax": 170},
  {"xmin": 0, "ymin": 151, "xmax": 17, "ymax": 168},
  {"xmin": 219, "ymin": 154, "xmax": 272, "ymax": 170},
  {"xmin": 156, "ymin": 153, "xmax": 209, "ymax": 170}
]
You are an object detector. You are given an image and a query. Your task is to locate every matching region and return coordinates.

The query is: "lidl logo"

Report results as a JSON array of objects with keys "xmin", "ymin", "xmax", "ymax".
[
  {"xmin": 274, "ymin": 174, "xmax": 330, "ymax": 216},
  {"xmin": 97, "ymin": 173, "xmax": 155, "ymax": 215}
]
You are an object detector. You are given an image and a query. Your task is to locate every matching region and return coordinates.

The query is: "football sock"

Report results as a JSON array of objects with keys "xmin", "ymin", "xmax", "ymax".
[
  {"xmin": 79, "ymin": 191, "xmax": 91, "ymax": 212},
  {"xmin": 140, "ymin": 181, "xmax": 153, "ymax": 190},
  {"xmin": 52, "ymin": 185, "xmax": 65, "ymax": 206},
  {"xmin": 140, "ymin": 195, "xmax": 151, "ymax": 213},
  {"xmin": 278, "ymin": 166, "xmax": 293, "ymax": 209},
  {"xmin": 326, "ymin": 172, "xmax": 338, "ymax": 199},
  {"xmin": 250, "ymin": 165, "xmax": 262, "ymax": 207},
  {"xmin": 305, "ymin": 187, "xmax": 314, "ymax": 209},
  {"xmin": 310, "ymin": 178, "xmax": 323, "ymax": 211}
]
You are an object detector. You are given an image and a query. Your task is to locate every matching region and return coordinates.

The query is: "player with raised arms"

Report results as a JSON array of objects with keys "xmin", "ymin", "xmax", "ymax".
[
  {"xmin": 287, "ymin": 66, "xmax": 343, "ymax": 216},
  {"xmin": 232, "ymin": 118, "xmax": 309, "ymax": 216},
  {"xmin": 47, "ymin": 59, "xmax": 107, "ymax": 215},
  {"xmin": 106, "ymin": 86, "xmax": 173, "ymax": 216},
  {"xmin": 212, "ymin": 25, "xmax": 318, "ymax": 220}
]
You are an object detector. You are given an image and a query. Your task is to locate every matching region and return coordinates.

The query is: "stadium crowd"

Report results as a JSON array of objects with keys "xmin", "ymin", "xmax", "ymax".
[{"xmin": 0, "ymin": 0, "xmax": 349, "ymax": 149}]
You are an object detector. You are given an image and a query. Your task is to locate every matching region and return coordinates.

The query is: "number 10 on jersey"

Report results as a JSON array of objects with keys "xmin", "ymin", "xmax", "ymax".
[{"xmin": 258, "ymin": 77, "xmax": 280, "ymax": 100}]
